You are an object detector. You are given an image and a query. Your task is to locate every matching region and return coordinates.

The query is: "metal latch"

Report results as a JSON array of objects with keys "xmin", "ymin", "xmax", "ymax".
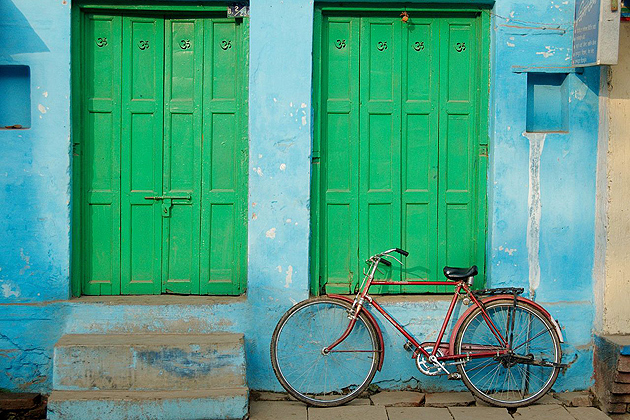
[{"xmin": 144, "ymin": 194, "xmax": 192, "ymax": 217}]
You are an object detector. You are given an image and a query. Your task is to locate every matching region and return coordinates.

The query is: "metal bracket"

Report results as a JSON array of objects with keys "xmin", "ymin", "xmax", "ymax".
[
  {"xmin": 144, "ymin": 194, "xmax": 192, "ymax": 217},
  {"xmin": 479, "ymin": 144, "xmax": 488, "ymax": 157}
]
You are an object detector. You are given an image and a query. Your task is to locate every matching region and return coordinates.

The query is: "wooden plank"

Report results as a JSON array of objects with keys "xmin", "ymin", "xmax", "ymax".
[
  {"xmin": 82, "ymin": 13, "xmax": 122, "ymax": 296},
  {"xmin": 120, "ymin": 15, "xmax": 164, "ymax": 295}
]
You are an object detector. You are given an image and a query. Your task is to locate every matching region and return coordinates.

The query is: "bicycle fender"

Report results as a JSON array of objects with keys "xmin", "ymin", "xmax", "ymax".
[
  {"xmin": 327, "ymin": 294, "xmax": 385, "ymax": 371},
  {"xmin": 489, "ymin": 295, "xmax": 564, "ymax": 342},
  {"xmin": 448, "ymin": 295, "xmax": 564, "ymax": 355}
]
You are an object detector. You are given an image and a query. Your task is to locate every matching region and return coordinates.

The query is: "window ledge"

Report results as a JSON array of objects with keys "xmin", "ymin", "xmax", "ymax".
[{"xmin": 69, "ymin": 295, "xmax": 247, "ymax": 306}]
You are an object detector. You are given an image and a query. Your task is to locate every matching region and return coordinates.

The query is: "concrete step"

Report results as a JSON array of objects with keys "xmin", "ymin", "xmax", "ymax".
[
  {"xmin": 47, "ymin": 388, "xmax": 248, "ymax": 420},
  {"xmin": 53, "ymin": 333, "xmax": 246, "ymax": 391}
]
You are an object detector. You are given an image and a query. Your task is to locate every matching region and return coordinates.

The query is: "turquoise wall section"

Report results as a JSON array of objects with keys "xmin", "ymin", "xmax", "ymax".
[
  {"xmin": 0, "ymin": 0, "xmax": 71, "ymax": 304},
  {"xmin": 0, "ymin": 0, "xmax": 599, "ymax": 395}
]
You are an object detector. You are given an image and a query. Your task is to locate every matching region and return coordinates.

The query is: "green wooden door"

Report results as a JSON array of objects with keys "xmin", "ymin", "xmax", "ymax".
[
  {"xmin": 313, "ymin": 12, "xmax": 487, "ymax": 294},
  {"xmin": 78, "ymin": 12, "xmax": 247, "ymax": 296}
]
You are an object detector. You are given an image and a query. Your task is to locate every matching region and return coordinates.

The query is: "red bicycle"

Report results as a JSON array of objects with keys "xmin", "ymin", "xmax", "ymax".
[{"xmin": 271, "ymin": 248, "xmax": 566, "ymax": 408}]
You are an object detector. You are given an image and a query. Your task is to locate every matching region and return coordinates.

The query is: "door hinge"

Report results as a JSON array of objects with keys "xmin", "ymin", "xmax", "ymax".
[{"xmin": 479, "ymin": 145, "xmax": 488, "ymax": 157}]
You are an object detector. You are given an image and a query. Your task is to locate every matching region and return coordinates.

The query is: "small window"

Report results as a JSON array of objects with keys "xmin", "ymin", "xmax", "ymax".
[
  {"xmin": 526, "ymin": 72, "xmax": 569, "ymax": 133},
  {"xmin": 0, "ymin": 65, "xmax": 31, "ymax": 129}
]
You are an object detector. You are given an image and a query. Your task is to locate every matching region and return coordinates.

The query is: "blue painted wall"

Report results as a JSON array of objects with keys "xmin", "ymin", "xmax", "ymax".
[{"xmin": 0, "ymin": 0, "xmax": 598, "ymax": 394}]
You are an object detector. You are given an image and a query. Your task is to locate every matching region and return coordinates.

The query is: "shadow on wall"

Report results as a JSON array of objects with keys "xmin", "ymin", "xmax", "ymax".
[{"xmin": 0, "ymin": 0, "xmax": 49, "ymax": 59}]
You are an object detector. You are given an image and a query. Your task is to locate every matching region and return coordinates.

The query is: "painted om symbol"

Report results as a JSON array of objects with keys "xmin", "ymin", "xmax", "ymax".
[
  {"xmin": 335, "ymin": 39, "xmax": 346, "ymax": 49},
  {"xmin": 413, "ymin": 41, "xmax": 425, "ymax": 51},
  {"xmin": 138, "ymin": 40, "xmax": 150, "ymax": 50}
]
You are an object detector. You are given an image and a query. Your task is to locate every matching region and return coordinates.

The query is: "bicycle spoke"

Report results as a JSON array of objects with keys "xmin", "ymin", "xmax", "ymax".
[
  {"xmin": 513, "ymin": 328, "xmax": 551, "ymax": 351},
  {"xmin": 455, "ymin": 301, "xmax": 561, "ymax": 406},
  {"xmin": 271, "ymin": 299, "xmax": 379, "ymax": 406}
]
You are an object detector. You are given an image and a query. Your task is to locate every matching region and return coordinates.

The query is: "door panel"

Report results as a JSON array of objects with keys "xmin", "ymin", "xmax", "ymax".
[
  {"xmin": 200, "ymin": 20, "xmax": 246, "ymax": 295},
  {"xmin": 359, "ymin": 18, "xmax": 402, "ymax": 294},
  {"xmin": 321, "ymin": 18, "xmax": 360, "ymax": 294},
  {"xmin": 401, "ymin": 18, "xmax": 440, "ymax": 293},
  {"xmin": 121, "ymin": 16, "xmax": 165, "ymax": 295},
  {"xmin": 162, "ymin": 18, "xmax": 203, "ymax": 294},
  {"xmin": 315, "ymin": 13, "xmax": 485, "ymax": 294},
  {"xmin": 83, "ymin": 14, "xmax": 122, "ymax": 296},
  {"xmin": 437, "ymin": 18, "xmax": 479, "ymax": 278}
]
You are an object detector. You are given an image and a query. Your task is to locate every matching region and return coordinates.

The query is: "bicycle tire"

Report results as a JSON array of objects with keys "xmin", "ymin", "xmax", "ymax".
[
  {"xmin": 270, "ymin": 297, "xmax": 380, "ymax": 407},
  {"xmin": 454, "ymin": 299, "xmax": 561, "ymax": 408}
]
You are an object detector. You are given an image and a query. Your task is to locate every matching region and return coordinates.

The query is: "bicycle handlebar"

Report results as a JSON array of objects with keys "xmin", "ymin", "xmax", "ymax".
[
  {"xmin": 379, "ymin": 258, "xmax": 392, "ymax": 267},
  {"xmin": 394, "ymin": 248, "xmax": 409, "ymax": 257},
  {"xmin": 367, "ymin": 248, "xmax": 409, "ymax": 267},
  {"xmin": 379, "ymin": 248, "xmax": 409, "ymax": 257}
]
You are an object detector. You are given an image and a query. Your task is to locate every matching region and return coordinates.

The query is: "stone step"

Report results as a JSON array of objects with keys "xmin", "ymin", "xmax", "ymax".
[
  {"xmin": 47, "ymin": 388, "xmax": 248, "ymax": 420},
  {"xmin": 53, "ymin": 333, "xmax": 246, "ymax": 391}
]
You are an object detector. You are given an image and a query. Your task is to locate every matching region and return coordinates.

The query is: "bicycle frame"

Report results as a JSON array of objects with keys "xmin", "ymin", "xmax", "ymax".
[{"xmin": 324, "ymin": 258, "xmax": 510, "ymax": 365}]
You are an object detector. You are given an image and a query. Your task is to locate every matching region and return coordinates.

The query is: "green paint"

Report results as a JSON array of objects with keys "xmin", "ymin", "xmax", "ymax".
[
  {"xmin": 74, "ymin": 7, "xmax": 248, "ymax": 296},
  {"xmin": 312, "ymin": 9, "xmax": 489, "ymax": 295}
]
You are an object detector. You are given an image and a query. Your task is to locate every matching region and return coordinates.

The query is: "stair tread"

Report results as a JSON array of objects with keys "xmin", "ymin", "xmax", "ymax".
[
  {"xmin": 56, "ymin": 333, "xmax": 244, "ymax": 347},
  {"xmin": 49, "ymin": 388, "xmax": 248, "ymax": 401}
]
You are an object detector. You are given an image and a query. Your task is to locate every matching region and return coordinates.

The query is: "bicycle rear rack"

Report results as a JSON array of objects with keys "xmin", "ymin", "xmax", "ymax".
[{"xmin": 472, "ymin": 287, "xmax": 524, "ymax": 297}]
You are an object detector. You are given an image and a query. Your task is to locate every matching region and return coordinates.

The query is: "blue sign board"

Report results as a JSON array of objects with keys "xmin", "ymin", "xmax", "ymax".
[{"xmin": 573, "ymin": 0, "xmax": 600, "ymax": 66}]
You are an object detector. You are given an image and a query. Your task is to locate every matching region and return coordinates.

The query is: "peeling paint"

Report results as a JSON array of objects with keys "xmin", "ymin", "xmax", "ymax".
[
  {"xmin": 265, "ymin": 228, "xmax": 276, "ymax": 239},
  {"xmin": 536, "ymin": 46, "xmax": 556, "ymax": 58},
  {"xmin": 279, "ymin": 163, "xmax": 286, "ymax": 171},
  {"xmin": 284, "ymin": 266, "xmax": 293, "ymax": 288},
  {"xmin": 19, "ymin": 249, "xmax": 31, "ymax": 275},
  {"xmin": 573, "ymin": 85, "xmax": 587, "ymax": 100},
  {"xmin": 498, "ymin": 245, "xmax": 517, "ymax": 256},
  {"xmin": 524, "ymin": 132, "xmax": 546, "ymax": 297},
  {"xmin": 37, "ymin": 104, "xmax": 46, "ymax": 114},
  {"xmin": 1, "ymin": 282, "xmax": 20, "ymax": 298}
]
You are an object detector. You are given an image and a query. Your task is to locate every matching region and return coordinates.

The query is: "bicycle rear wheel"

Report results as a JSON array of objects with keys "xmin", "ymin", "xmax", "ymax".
[
  {"xmin": 270, "ymin": 298, "xmax": 380, "ymax": 407},
  {"xmin": 454, "ymin": 299, "xmax": 561, "ymax": 408}
]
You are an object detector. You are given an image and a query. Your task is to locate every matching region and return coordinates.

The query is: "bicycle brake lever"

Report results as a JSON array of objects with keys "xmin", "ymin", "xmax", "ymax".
[{"xmin": 384, "ymin": 254, "xmax": 404, "ymax": 266}]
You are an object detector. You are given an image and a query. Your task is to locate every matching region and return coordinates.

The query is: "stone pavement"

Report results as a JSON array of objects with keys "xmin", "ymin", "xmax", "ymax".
[{"xmin": 249, "ymin": 391, "xmax": 616, "ymax": 420}]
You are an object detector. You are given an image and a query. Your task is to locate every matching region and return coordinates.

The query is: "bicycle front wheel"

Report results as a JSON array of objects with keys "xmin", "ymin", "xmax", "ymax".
[
  {"xmin": 454, "ymin": 299, "xmax": 561, "ymax": 408},
  {"xmin": 270, "ymin": 298, "xmax": 380, "ymax": 407}
]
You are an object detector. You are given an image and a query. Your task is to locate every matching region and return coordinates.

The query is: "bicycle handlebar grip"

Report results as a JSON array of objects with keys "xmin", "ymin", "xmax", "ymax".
[
  {"xmin": 395, "ymin": 248, "xmax": 409, "ymax": 257},
  {"xmin": 380, "ymin": 258, "xmax": 392, "ymax": 267}
]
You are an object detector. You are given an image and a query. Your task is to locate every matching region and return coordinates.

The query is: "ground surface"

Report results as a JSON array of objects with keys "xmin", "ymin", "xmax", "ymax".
[{"xmin": 249, "ymin": 391, "xmax": 620, "ymax": 420}]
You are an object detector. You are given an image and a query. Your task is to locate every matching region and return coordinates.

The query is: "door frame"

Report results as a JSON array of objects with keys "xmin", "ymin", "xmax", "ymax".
[
  {"xmin": 70, "ymin": 1, "xmax": 249, "ymax": 296},
  {"xmin": 309, "ymin": 5, "xmax": 491, "ymax": 295}
]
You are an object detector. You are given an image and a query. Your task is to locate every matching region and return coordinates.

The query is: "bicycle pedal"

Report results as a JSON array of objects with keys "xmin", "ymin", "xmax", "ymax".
[
  {"xmin": 403, "ymin": 341, "xmax": 415, "ymax": 352},
  {"xmin": 448, "ymin": 372, "xmax": 462, "ymax": 380}
]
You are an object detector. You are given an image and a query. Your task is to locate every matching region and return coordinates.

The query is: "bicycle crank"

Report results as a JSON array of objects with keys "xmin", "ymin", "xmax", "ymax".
[{"xmin": 416, "ymin": 348, "xmax": 449, "ymax": 376}]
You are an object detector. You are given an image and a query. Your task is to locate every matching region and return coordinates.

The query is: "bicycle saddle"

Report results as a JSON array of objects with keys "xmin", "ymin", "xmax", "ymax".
[{"xmin": 443, "ymin": 265, "xmax": 478, "ymax": 280}]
